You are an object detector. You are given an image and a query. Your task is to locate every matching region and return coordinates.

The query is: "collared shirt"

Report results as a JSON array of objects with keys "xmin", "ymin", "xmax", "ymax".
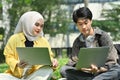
[
  {"xmin": 68, "ymin": 27, "xmax": 119, "ymax": 68},
  {"xmin": 4, "ymin": 32, "xmax": 54, "ymax": 78}
]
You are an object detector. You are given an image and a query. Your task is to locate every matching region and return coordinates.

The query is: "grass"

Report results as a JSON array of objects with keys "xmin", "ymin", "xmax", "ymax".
[
  {"xmin": 0, "ymin": 49, "xmax": 69, "ymax": 80},
  {"xmin": 0, "ymin": 63, "xmax": 8, "ymax": 73},
  {"xmin": 52, "ymin": 58, "xmax": 69, "ymax": 79}
]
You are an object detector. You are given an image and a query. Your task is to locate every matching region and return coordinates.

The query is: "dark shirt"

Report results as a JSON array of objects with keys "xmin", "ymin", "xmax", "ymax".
[
  {"xmin": 67, "ymin": 27, "xmax": 119, "ymax": 69},
  {"xmin": 25, "ymin": 36, "xmax": 34, "ymax": 47}
]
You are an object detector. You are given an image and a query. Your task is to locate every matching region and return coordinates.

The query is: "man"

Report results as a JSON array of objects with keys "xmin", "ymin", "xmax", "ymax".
[{"xmin": 60, "ymin": 7, "xmax": 120, "ymax": 80}]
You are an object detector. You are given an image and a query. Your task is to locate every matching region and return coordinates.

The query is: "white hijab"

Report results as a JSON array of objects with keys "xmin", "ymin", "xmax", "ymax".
[{"xmin": 14, "ymin": 11, "xmax": 44, "ymax": 41}]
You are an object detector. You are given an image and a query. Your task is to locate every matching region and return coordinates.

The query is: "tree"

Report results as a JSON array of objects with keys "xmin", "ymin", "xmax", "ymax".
[
  {"xmin": 0, "ymin": 0, "xmax": 2, "ymax": 20},
  {"xmin": 1, "ymin": 0, "xmax": 71, "ymax": 48},
  {"xmin": 84, "ymin": 0, "xmax": 88, "ymax": 7},
  {"xmin": 2, "ymin": 0, "xmax": 12, "ymax": 49},
  {"xmin": 8, "ymin": 0, "xmax": 71, "ymax": 35},
  {"xmin": 92, "ymin": 3, "xmax": 120, "ymax": 41}
]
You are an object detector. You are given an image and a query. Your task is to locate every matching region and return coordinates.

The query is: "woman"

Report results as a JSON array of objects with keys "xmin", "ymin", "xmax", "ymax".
[{"xmin": 0, "ymin": 11, "xmax": 58, "ymax": 80}]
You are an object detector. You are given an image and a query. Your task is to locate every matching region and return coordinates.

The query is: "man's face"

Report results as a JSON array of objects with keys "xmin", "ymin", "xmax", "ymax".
[{"xmin": 76, "ymin": 18, "xmax": 92, "ymax": 36}]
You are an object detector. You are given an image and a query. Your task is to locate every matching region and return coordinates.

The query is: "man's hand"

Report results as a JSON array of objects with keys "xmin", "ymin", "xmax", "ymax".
[
  {"xmin": 80, "ymin": 64, "xmax": 107, "ymax": 74},
  {"xmin": 80, "ymin": 64, "xmax": 98, "ymax": 73},
  {"xmin": 99, "ymin": 67, "xmax": 108, "ymax": 72}
]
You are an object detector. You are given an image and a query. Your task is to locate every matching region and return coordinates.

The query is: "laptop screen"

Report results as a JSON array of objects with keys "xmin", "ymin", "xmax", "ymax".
[
  {"xmin": 16, "ymin": 47, "xmax": 52, "ymax": 65},
  {"xmin": 76, "ymin": 46, "xmax": 109, "ymax": 69}
]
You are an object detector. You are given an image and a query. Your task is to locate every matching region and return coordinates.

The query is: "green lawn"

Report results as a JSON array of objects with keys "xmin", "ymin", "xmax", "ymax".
[
  {"xmin": 0, "ymin": 50, "xmax": 69, "ymax": 80},
  {"xmin": 52, "ymin": 58, "xmax": 68, "ymax": 79},
  {"xmin": 0, "ymin": 63, "xmax": 8, "ymax": 73}
]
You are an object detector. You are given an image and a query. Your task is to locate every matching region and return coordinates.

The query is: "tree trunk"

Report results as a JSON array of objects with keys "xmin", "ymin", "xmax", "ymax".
[
  {"xmin": 2, "ymin": 0, "xmax": 12, "ymax": 48},
  {"xmin": 84, "ymin": 0, "xmax": 89, "ymax": 7}
]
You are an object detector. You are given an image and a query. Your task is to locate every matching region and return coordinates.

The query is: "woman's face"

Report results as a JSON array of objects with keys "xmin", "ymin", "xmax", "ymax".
[
  {"xmin": 76, "ymin": 18, "xmax": 93, "ymax": 37},
  {"xmin": 33, "ymin": 19, "xmax": 44, "ymax": 36}
]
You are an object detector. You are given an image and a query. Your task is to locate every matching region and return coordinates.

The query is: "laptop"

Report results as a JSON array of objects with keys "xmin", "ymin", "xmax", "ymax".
[
  {"xmin": 16, "ymin": 47, "xmax": 52, "ymax": 65},
  {"xmin": 76, "ymin": 46, "xmax": 109, "ymax": 69}
]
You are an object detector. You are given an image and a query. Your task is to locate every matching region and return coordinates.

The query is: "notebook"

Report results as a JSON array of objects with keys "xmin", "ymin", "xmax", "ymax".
[
  {"xmin": 76, "ymin": 47, "xmax": 109, "ymax": 69},
  {"xmin": 16, "ymin": 47, "xmax": 52, "ymax": 65}
]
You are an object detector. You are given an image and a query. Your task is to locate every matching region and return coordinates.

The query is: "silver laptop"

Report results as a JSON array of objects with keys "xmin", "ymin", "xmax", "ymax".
[
  {"xmin": 16, "ymin": 47, "xmax": 52, "ymax": 65},
  {"xmin": 76, "ymin": 47, "xmax": 109, "ymax": 69}
]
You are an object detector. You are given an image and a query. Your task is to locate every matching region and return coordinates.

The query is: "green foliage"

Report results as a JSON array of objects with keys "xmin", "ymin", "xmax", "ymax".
[
  {"xmin": 8, "ymin": 0, "xmax": 32, "ymax": 34},
  {"xmin": 0, "ymin": 27, "xmax": 4, "ymax": 35},
  {"xmin": 52, "ymin": 49, "xmax": 69, "ymax": 79},
  {"xmin": 102, "ymin": 3, "xmax": 120, "ymax": 21},
  {"xmin": 7, "ymin": 0, "xmax": 69, "ymax": 37},
  {"xmin": 0, "ymin": 1, "xmax": 2, "ymax": 20},
  {"xmin": 52, "ymin": 58, "xmax": 68, "ymax": 79},
  {"xmin": 92, "ymin": 3, "xmax": 120, "ymax": 41},
  {"xmin": 0, "ymin": 63, "xmax": 8, "ymax": 73}
]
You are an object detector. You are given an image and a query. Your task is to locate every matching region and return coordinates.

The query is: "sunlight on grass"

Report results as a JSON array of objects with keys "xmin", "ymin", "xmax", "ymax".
[
  {"xmin": 52, "ymin": 57, "xmax": 69, "ymax": 79},
  {"xmin": 51, "ymin": 49, "xmax": 69, "ymax": 79},
  {"xmin": 0, "ymin": 63, "xmax": 8, "ymax": 73}
]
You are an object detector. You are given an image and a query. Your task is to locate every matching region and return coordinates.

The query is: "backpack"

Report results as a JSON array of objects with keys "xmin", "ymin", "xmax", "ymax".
[
  {"xmin": 114, "ymin": 44, "xmax": 120, "ymax": 64},
  {"xmin": 96, "ymin": 32, "xmax": 120, "ymax": 64}
]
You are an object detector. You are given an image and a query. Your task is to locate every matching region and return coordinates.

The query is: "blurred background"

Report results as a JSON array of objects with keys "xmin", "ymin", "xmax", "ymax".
[
  {"xmin": 1, "ymin": 0, "xmax": 120, "ymax": 59},
  {"xmin": 0, "ymin": 0, "xmax": 120, "ymax": 79}
]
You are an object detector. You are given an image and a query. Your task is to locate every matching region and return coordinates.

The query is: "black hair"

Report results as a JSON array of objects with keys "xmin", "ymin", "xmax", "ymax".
[{"xmin": 72, "ymin": 7, "xmax": 93, "ymax": 23}]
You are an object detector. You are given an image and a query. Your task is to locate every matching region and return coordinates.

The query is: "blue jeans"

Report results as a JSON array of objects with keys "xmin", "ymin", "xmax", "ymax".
[{"xmin": 60, "ymin": 64, "xmax": 120, "ymax": 80}]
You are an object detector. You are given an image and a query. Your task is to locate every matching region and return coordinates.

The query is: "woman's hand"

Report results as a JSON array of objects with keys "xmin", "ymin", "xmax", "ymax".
[
  {"xmin": 52, "ymin": 59, "xmax": 58, "ymax": 68},
  {"xmin": 80, "ymin": 64, "xmax": 107, "ymax": 74},
  {"xmin": 17, "ymin": 60, "xmax": 29, "ymax": 68}
]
